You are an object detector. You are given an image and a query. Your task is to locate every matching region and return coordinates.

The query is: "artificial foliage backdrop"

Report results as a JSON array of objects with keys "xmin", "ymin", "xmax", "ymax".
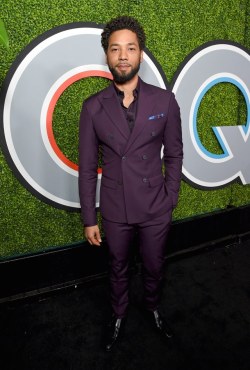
[{"xmin": 0, "ymin": 0, "xmax": 250, "ymax": 259}]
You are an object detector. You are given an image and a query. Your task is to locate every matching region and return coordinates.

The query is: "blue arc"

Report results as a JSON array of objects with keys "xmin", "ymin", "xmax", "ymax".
[{"xmin": 193, "ymin": 77, "xmax": 250, "ymax": 159}]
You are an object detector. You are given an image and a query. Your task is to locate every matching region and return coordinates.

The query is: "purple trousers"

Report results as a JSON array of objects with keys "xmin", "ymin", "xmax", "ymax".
[{"xmin": 102, "ymin": 210, "xmax": 172, "ymax": 318}]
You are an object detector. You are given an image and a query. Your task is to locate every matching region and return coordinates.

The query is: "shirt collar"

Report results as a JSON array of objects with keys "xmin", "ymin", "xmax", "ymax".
[{"xmin": 113, "ymin": 78, "xmax": 140, "ymax": 99}]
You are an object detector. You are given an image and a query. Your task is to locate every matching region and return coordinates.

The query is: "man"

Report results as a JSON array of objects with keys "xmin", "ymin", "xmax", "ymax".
[{"xmin": 79, "ymin": 16, "xmax": 183, "ymax": 351}]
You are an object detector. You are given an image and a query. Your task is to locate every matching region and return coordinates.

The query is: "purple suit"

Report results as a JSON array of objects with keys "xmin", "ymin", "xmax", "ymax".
[{"xmin": 79, "ymin": 78, "xmax": 183, "ymax": 317}]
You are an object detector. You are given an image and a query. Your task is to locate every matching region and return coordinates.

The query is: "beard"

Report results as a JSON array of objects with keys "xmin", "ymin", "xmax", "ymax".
[{"xmin": 108, "ymin": 62, "xmax": 141, "ymax": 84}]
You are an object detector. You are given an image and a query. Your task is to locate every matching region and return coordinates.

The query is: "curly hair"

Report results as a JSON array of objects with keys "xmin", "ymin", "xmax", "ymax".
[{"xmin": 101, "ymin": 16, "xmax": 146, "ymax": 53}]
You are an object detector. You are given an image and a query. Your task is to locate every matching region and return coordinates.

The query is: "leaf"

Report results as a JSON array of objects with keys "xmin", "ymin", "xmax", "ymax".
[{"xmin": 0, "ymin": 19, "xmax": 9, "ymax": 49}]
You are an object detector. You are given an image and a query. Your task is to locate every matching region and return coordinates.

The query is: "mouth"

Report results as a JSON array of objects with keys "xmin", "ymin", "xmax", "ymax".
[{"xmin": 117, "ymin": 63, "xmax": 131, "ymax": 71}]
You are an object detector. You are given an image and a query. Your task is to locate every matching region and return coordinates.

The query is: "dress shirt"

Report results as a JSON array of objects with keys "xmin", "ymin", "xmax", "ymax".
[{"xmin": 114, "ymin": 82, "xmax": 139, "ymax": 132}]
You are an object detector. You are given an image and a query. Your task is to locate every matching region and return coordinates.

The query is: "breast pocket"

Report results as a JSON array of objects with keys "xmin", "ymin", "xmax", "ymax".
[{"xmin": 147, "ymin": 119, "xmax": 166, "ymax": 139}]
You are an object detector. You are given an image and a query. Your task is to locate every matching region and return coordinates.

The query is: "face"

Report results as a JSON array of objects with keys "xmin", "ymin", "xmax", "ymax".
[{"xmin": 106, "ymin": 29, "xmax": 143, "ymax": 84}]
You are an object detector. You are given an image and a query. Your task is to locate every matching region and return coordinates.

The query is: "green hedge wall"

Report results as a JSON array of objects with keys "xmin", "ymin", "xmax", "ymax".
[{"xmin": 0, "ymin": 0, "xmax": 250, "ymax": 259}]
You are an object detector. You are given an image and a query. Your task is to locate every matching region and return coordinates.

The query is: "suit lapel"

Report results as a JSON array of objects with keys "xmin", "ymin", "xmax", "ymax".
[
  {"xmin": 99, "ymin": 84, "xmax": 130, "ymax": 140},
  {"xmin": 99, "ymin": 80, "xmax": 156, "ymax": 154},
  {"xmin": 123, "ymin": 79, "xmax": 155, "ymax": 154}
]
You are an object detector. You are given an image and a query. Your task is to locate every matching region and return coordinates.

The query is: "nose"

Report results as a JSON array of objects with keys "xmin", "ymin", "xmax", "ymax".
[{"xmin": 118, "ymin": 47, "xmax": 128, "ymax": 60}]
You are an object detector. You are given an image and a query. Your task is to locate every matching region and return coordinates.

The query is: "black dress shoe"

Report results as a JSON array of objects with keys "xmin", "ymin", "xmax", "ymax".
[
  {"xmin": 146, "ymin": 309, "xmax": 174, "ymax": 339},
  {"xmin": 104, "ymin": 314, "xmax": 126, "ymax": 352}
]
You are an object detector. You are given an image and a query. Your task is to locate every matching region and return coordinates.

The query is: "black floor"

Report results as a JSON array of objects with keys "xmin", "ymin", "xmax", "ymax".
[{"xmin": 0, "ymin": 240, "xmax": 250, "ymax": 370}]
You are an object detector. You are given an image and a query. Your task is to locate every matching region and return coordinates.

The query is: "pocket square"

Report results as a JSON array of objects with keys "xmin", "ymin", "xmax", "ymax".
[{"xmin": 148, "ymin": 113, "xmax": 165, "ymax": 120}]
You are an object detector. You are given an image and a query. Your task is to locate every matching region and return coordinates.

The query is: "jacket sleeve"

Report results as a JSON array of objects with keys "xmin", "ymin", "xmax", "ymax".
[
  {"xmin": 163, "ymin": 92, "xmax": 183, "ymax": 208},
  {"xmin": 78, "ymin": 100, "xmax": 99, "ymax": 226}
]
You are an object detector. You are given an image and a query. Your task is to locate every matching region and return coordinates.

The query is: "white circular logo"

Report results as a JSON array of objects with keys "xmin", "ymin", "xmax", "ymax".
[{"xmin": 0, "ymin": 23, "xmax": 169, "ymax": 210}]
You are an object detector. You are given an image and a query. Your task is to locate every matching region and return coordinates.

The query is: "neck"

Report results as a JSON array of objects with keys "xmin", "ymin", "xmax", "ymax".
[{"xmin": 114, "ymin": 75, "xmax": 139, "ymax": 97}]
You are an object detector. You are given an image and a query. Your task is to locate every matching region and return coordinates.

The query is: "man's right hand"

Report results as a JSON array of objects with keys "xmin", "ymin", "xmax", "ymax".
[{"xmin": 84, "ymin": 225, "xmax": 102, "ymax": 246}]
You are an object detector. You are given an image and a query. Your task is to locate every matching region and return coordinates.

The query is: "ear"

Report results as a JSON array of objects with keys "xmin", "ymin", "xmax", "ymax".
[{"xmin": 140, "ymin": 50, "xmax": 144, "ymax": 63}]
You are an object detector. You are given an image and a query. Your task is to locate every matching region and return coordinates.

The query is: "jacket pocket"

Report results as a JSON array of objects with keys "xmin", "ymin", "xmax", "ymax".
[
  {"xmin": 101, "ymin": 176, "xmax": 117, "ymax": 190},
  {"xmin": 148, "ymin": 174, "xmax": 165, "ymax": 187}
]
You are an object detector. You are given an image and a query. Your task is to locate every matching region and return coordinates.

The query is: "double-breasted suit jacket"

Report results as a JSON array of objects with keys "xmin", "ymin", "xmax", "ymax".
[{"xmin": 79, "ymin": 78, "xmax": 183, "ymax": 226}]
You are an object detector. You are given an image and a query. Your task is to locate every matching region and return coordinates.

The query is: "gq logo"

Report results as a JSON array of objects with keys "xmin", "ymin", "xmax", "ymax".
[
  {"xmin": 0, "ymin": 23, "xmax": 168, "ymax": 210},
  {"xmin": 0, "ymin": 23, "xmax": 250, "ymax": 211},
  {"xmin": 173, "ymin": 42, "xmax": 250, "ymax": 188}
]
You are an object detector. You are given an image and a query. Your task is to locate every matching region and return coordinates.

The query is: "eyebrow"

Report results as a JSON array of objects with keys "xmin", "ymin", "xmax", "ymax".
[{"xmin": 109, "ymin": 42, "xmax": 137, "ymax": 47}]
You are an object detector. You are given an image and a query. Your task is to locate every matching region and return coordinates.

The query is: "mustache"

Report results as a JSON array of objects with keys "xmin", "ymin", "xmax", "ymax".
[{"xmin": 116, "ymin": 63, "xmax": 132, "ymax": 67}]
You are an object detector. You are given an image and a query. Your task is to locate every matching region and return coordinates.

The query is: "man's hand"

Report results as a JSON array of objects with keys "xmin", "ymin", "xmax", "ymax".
[{"xmin": 84, "ymin": 225, "xmax": 102, "ymax": 246}]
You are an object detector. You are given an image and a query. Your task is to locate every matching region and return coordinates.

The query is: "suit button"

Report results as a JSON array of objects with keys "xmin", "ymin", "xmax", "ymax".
[
  {"xmin": 142, "ymin": 177, "xmax": 148, "ymax": 183},
  {"xmin": 142, "ymin": 154, "xmax": 147, "ymax": 160},
  {"xmin": 151, "ymin": 131, "xmax": 156, "ymax": 136},
  {"xmin": 122, "ymin": 156, "xmax": 126, "ymax": 160}
]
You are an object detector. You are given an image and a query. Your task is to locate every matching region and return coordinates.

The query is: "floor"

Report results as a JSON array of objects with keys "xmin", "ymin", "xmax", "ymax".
[{"xmin": 0, "ymin": 240, "xmax": 250, "ymax": 370}]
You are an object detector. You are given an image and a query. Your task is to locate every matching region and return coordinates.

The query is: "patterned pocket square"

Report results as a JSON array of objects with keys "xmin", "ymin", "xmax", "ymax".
[{"xmin": 148, "ymin": 113, "xmax": 165, "ymax": 120}]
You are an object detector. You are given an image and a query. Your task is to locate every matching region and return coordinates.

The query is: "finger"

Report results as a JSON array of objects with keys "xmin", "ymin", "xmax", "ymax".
[
  {"xmin": 87, "ymin": 238, "xmax": 93, "ymax": 245},
  {"xmin": 91, "ymin": 237, "xmax": 101, "ymax": 246},
  {"xmin": 95, "ymin": 229, "xmax": 102, "ymax": 243},
  {"xmin": 88, "ymin": 234, "xmax": 100, "ymax": 246},
  {"xmin": 85, "ymin": 232, "xmax": 93, "ymax": 245}
]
